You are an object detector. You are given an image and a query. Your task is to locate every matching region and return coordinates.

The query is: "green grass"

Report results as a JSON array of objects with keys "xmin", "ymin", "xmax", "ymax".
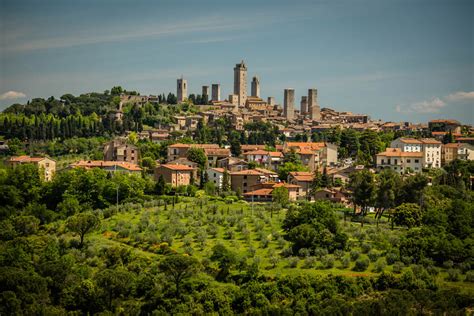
[{"xmin": 84, "ymin": 197, "xmax": 474, "ymax": 293}]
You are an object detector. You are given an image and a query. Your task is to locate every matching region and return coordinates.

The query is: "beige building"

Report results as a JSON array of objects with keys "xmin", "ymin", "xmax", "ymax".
[
  {"xmin": 154, "ymin": 164, "xmax": 195, "ymax": 187},
  {"xmin": 390, "ymin": 137, "xmax": 441, "ymax": 168},
  {"xmin": 283, "ymin": 142, "xmax": 338, "ymax": 170},
  {"xmin": 283, "ymin": 88, "xmax": 295, "ymax": 120},
  {"xmin": 103, "ymin": 139, "xmax": 140, "ymax": 164},
  {"xmin": 442, "ymin": 143, "xmax": 474, "ymax": 165},
  {"xmin": 288, "ymin": 171, "xmax": 314, "ymax": 199},
  {"xmin": 243, "ymin": 182, "xmax": 301, "ymax": 202},
  {"xmin": 230, "ymin": 169, "xmax": 267, "ymax": 194},
  {"xmin": 243, "ymin": 150, "xmax": 284, "ymax": 171},
  {"xmin": 251, "ymin": 76, "xmax": 260, "ymax": 97},
  {"xmin": 7, "ymin": 156, "xmax": 56, "ymax": 181},
  {"xmin": 376, "ymin": 148, "xmax": 424, "ymax": 174},
  {"xmin": 167, "ymin": 143, "xmax": 230, "ymax": 166},
  {"xmin": 308, "ymin": 88, "xmax": 321, "ymax": 120},
  {"xmin": 211, "ymin": 84, "xmax": 221, "ymax": 101}
]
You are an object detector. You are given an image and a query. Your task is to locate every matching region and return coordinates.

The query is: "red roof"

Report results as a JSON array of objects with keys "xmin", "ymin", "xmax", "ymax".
[
  {"xmin": 71, "ymin": 160, "xmax": 142, "ymax": 171},
  {"xmin": 289, "ymin": 171, "xmax": 314, "ymax": 182},
  {"xmin": 230, "ymin": 169, "xmax": 264, "ymax": 176},
  {"xmin": 9, "ymin": 155, "xmax": 52, "ymax": 163},
  {"xmin": 160, "ymin": 164, "xmax": 195, "ymax": 171},
  {"xmin": 376, "ymin": 148, "xmax": 423, "ymax": 158}
]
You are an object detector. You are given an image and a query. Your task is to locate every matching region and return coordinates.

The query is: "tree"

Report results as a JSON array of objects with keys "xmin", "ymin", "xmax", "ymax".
[
  {"xmin": 158, "ymin": 254, "xmax": 200, "ymax": 297},
  {"xmin": 222, "ymin": 170, "xmax": 231, "ymax": 192},
  {"xmin": 140, "ymin": 157, "xmax": 156, "ymax": 174},
  {"xmin": 375, "ymin": 169, "xmax": 402, "ymax": 225},
  {"xmin": 186, "ymin": 147, "xmax": 207, "ymax": 169},
  {"xmin": 66, "ymin": 212, "xmax": 100, "ymax": 248},
  {"xmin": 393, "ymin": 203, "xmax": 422, "ymax": 228},
  {"xmin": 272, "ymin": 186, "xmax": 289, "ymax": 208},
  {"xmin": 156, "ymin": 175, "xmax": 166, "ymax": 195},
  {"xmin": 349, "ymin": 170, "xmax": 376, "ymax": 226},
  {"xmin": 210, "ymin": 244, "xmax": 238, "ymax": 281},
  {"xmin": 95, "ymin": 268, "xmax": 132, "ymax": 311},
  {"xmin": 278, "ymin": 162, "xmax": 308, "ymax": 182}
]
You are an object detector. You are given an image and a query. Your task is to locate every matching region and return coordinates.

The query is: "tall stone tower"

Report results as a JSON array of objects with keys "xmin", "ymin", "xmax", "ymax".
[
  {"xmin": 251, "ymin": 76, "xmax": 260, "ymax": 97},
  {"xmin": 308, "ymin": 88, "xmax": 321, "ymax": 120},
  {"xmin": 202, "ymin": 86, "xmax": 209, "ymax": 98},
  {"xmin": 211, "ymin": 84, "xmax": 220, "ymax": 101},
  {"xmin": 267, "ymin": 97, "xmax": 275, "ymax": 106},
  {"xmin": 284, "ymin": 89, "xmax": 295, "ymax": 120},
  {"xmin": 300, "ymin": 96, "xmax": 308, "ymax": 115},
  {"xmin": 177, "ymin": 77, "xmax": 187, "ymax": 103},
  {"xmin": 233, "ymin": 60, "xmax": 247, "ymax": 106}
]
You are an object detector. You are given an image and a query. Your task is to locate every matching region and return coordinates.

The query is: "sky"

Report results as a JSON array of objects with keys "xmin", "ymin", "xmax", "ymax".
[{"xmin": 0, "ymin": 0, "xmax": 473, "ymax": 124}]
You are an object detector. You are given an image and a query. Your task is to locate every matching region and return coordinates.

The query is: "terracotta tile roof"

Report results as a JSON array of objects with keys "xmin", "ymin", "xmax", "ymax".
[
  {"xmin": 398, "ymin": 138, "xmax": 423, "ymax": 144},
  {"xmin": 204, "ymin": 148, "xmax": 230, "ymax": 156},
  {"xmin": 254, "ymin": 167, "xmax": 278, "ymax": 175},
  {"xmin": 71, "ymin": 160, "xmax": 142, "ymax": 171},
  {"xmin": 168, "ymin": 143, "xmax": 220, "ymax": 149},
  {"xmin": 244, "ymin": 150, "xmax": 284, "ymax": 157},
  {"xmin": 9, "ymin": 155, "xmax": 50, "ymax": 163},
  {"xmin": 272, "ymin": 182, "xmax": 301, "ymax": 189},
  {"xmin": 160, "ymin": 164, "xmax": 195, "ymax": 171},
  {"xmin": 230, "ymin": 169, "xmax": 265, "ymax": 176},
  {"xmin": 241, "ymin": 145, "xmax": 266, "ymax": 152},
  {"xmin": 243, "ymin": 188, "xmax": 273, "ymax": 196},
  {"xmin": 376, "ymin": 148, "xmax": 423, "ymax": 158},
  {"xmin": 429, "ymin": 119, "xmax": 460, "ymax": 124},
  {"xmin": 288, "ymin": 171, "xmax": 314, "ymax": 182},
  {"xmin": 420, "ymin": 138, "xmax": 442, "ymax": 144},
  {"xmin": 209, "ymin": 167, "xmax": 225, "ymax": 173},
  {"xmin": 443, "ymin": 143, "xmax": 461, "ymax": 148}
]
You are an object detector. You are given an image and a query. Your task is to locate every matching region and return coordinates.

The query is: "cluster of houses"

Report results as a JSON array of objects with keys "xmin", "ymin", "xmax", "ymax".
[{"xmin": 5, "ymin": 132, "xmax": 473, "ymax": 204}]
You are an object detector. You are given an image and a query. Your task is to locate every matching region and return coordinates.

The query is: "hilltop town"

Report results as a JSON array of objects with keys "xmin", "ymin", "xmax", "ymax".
[{"xmin": 0, "ymin": 60, "xmax": 473, "ymax": 314}]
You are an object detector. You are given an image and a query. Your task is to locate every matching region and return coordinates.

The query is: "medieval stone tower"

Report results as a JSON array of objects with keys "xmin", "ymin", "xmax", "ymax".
[
  {"xmin": 251, "ymin": 76, "xmax": 260, "ymax": 97},
  {"xmin": 308, "ymin": 88, "xmax": 321, "ymax": 120},
  {"xmin": 300, "ymin": 96, "xmax": 308, "ymax": 115},
  {"xmin": 284, "ymin": 89, "xmax": 295, "ymax": 120},
  {"xmin": 177, "ymin": 77, "xmax": 187, "ymax": 103},
  {"xmin": 233, "ymin": 60, "xmax": 247, "ymax": 106},
  {"xmin": 211, "ymin": 84, "xmax": 220, "ymax": 101}
]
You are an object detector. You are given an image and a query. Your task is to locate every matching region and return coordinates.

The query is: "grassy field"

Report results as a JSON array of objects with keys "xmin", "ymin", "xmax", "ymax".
[{"xmin": 84, "ymin": 197, "xmax": 473, "ymax": 293}]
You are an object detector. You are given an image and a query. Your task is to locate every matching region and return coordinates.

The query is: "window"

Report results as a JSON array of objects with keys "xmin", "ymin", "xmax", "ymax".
[
  {"xmin": 407, "ymin": 159, "xmax": 411, "ymax": 163},
  {"xmin": 381, "ymin": 159, "xmax": 384, "ymax": 164},
  {"xmin": 243, "ymin": 183, "xmax": 247, "ymax": 187},
  {"xmin": 388, "ymin": 159, "xmax": 391, "ymax": 164},
  {"xmin": 394, "ymin": 159, "xmax": 398, "ymax": 164},
  {"xmin": 243, "ymin": 175, "xmax": 247, "ymax": 179},
  {"xmin": 415, "ymin": 159, "xmax": 419, "ymax": 163},
  {"xmin": 214, "ymin": 173, "xmax": 216, "ymax": 177}
]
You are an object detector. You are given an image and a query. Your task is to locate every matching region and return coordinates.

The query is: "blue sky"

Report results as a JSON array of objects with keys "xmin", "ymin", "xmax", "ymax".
[{"xmin": 1, "ymin": 0, "xmax": 473, "ymax": 124}]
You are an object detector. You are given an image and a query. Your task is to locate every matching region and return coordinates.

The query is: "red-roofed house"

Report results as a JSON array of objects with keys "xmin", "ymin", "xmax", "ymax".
[
  {"xmin": 243, "ymin": 150, "xmax": 284, "ymax": 171},
  {"xmin": 376, "ymin": 148, "xmax": 424, "ymax": 174},
  {"xmin": 154, "ymin": 164, "xmax": 196, "ymax": 186},
  {"xmin": 288, "ymin": 171, "xmax": 314, "ymax": 198},
  {"xmin": 70, "ymin": 160, "xmax": 142, "ymax": 173},
  {"xmin": 7, "ymin": 155, "xmax": 56, "ymax": 181}
]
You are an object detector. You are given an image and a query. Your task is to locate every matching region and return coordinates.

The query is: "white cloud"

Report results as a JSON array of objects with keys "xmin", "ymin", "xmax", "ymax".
[
  {"xmin": 445, "ymin": 91, "xmax": 474, "ymax": 102},
  {"xmin": 396, "ymin": 90, "xmax": 473, "ymax": 114},
  {"xmin": 0, "ymin": 91, "xmax": 26, "ymax": 100}
]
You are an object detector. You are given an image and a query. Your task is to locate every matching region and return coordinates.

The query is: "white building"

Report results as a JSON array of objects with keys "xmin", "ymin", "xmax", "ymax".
[
  {"xmin": 390, "ymin": 137, "xmax": 441, "ymax": 168},
  {"xmin": 376, "ymin": 148, "xmax": 424, "ymax": 174},
  {"xmin": 206, "ymin": 167, "xmax": 225, "ymax": 189},
  {"xmin": 242, "ymin": 150, "xmax": 284, "ymax": 171}
]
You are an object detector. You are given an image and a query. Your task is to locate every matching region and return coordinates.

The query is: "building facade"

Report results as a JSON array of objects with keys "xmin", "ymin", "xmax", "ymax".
[
  {"xmin": 284, "ymin": 88, "xmax": 295, "ymax": 120},
  {"xmin": 177, "ymin": 77, "xmax": 187, "ymax": 103},
  {"xmin": 233, "ymin": 61, "xmax": 247, "ymax": 106},
  {"xmin": 7, "ymin": 156, "xmax": 56, "ymax": 181}
]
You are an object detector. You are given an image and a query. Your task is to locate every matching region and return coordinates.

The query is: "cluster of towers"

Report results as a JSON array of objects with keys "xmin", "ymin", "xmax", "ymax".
[
  {"xmin": 284, "ymin": 88, "xmax": 321, "ymax": 121},
  {"xmin": 176, "ymin": 60, "xmax": 321, "ymax": 121}
]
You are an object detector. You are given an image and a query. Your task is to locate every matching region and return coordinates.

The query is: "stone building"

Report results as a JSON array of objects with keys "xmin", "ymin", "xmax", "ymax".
[
  {"xmin": 308, "ymin": 89, "xmax": 321, "ymax": 120},
  {"xmin": 7, "ymin": 155, "xmax": 56, "ymax": 181},
  {"xmin": 154, "ymin": 164, "xmax": 195, "ymax": 187},
  {"xmin": 177, "ymin": 77, "xmax": 187, "ymax": 103},
  {"xmin": 103, "ymin": 139, "xmax": 140, "ymax": 164},
  {"xmin": 300, "ymin": 96, "xmax": 308, "ymax": 115},
  {"xmin": 267, "ymin": 97, "xmax": 275, "ymax": 106},
  {"xmin": 233, "ymin": 61, "xmax": 247, "ymax": 106},
  {"xmin": 202, "ymin": 86, "xmax": 209, "ymax": 99},
  {"xmin": 251, "ymin": 76, "xmax": 260, "ymax": 97},
  {"xmin": 211, "ymin": 84, "xmax": 220, "ymax": 101},
  {"xmin": 284, "ymin": 88, "xmax": 295, "ymax": 120}
]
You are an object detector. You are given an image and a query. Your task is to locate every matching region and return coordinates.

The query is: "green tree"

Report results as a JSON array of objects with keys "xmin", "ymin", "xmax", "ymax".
[
  {"xmin": 158, "ymin": 254, "xmax": 200, "ymax": 297},
  {"xmin": 272, "ymin": 186, "xmax": 289, "ymax": 208},
  {"xmin": 210, "ymin": 244, "xmax": 238, "ymax": 281},
  {"xmin": 375, "ymin": 169, "xmax": 402, "ymax": 225},
  {"xmin": 349, "ymin": 170, "xmax": 376, "ymax": 226},
  {"xmin": 186, "ymin": 147, "xmax": 208, "ymax": 169},
  {"xmin": 95, "ymin": 268, "xmax": 132, "ymax": 311},
  {"xmin": 393, "ymin": 203, "xmax": 422, "ymax": 228},
  {"xmin": 66, "ymin": 212, "xmax": 100, "ymax": 248}
]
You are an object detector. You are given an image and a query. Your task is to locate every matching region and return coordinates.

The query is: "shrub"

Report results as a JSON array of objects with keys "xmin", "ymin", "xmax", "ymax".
[
  {"xmin": 353, "ymin": 257, "xmax": 370, "ymax": 272},
  {"xmin": 459, "ymin": 262, "xmax": 471, "ymax": 274},
  {"xmin": 368, "ymin": 250, "xmax": 379, "ymax": 262},
  {"xmin": 340, "ymin": 256, "xmax": 351, "ymax": 269},
  {"xmin": 298, "ymin": 248, "xmax": 311, "ymax": 258},
  {"xmin": 446, "ymin": 269, "xmax": 461, "ymax": 282},
  {"xmin": 374, "ymin": 258, "xmax": 387, "ymax": 273},
  {"xmin": 392, "ymin": 261, "xmax": 404, "ymax": 274},
  {"xmin": 287, "ymin": 257, "xmax": 299, "ymax": 268},
  {"xmin": 281, "ymin": 247, "xmax": 293, "ymax": 257},
  {"xmin": 314, "ymin": 247, "xmax": 328, "ymax": 259},
  {"xmin": 465, "ymin": 271, "xmax": 474, "ymax": 282},
  {"xmin": 386, "ymin": 252, "xmax": 398, "ymax": 265},
  {"xmin": 401, "ymin": 256, "xmax": 413, "ymax": 265},
  {"xmin": 321, "ymin": 255, "xmax": 335, "ymax": 269},
  {"xmin": 303, "ymin": 256, "xmax": 317, "ymax": 269},
  {"xmin": 361, "ymin": 243, "xmax": 371, "ymax": 254},
  {"xmin": 443, "ymin": 260, "xmax": 454, "ymax": 269},
  {"xmin": 350, "ymin": 250, "xmax": 360, "ymax": 261}
]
